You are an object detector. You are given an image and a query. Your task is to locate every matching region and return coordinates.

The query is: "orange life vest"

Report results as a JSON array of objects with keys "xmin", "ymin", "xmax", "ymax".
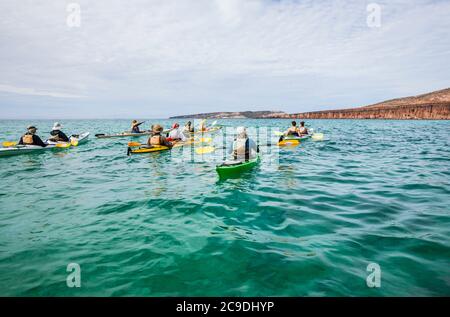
[
  {"xmin": 22, "ymin": 134, "xmax": 34, "ymax": 145},
  {"xmin": 149, "ymin": 135, "xmax": 162, "ymax": 146}
]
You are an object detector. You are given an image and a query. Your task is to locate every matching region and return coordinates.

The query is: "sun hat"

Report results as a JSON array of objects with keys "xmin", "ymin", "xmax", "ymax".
[
  {"xmin": 236, "ymin": 126, "xmax": 247, "ymax": 139},
  {"xmin": 152, "ymin": 124, "xmax": 164, "ymax": 133},
  {"xmin": 52, "ymin": 122, "xmax": 63, "ymax": 130}
]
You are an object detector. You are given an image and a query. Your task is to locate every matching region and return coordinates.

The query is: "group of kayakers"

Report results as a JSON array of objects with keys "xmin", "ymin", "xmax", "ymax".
[
  {"xmin": 15, "ymin": 119, "xmax": 310, "ymax": 162},
  {"xmin": 18, "ymin": 122, "xmax": 70, "ymax": 147},
  {"xmin": 128, "ymin": 119, "xmax": 213, "ymax": 149},
  {"xmin": 284, "ymin": 121, "xmax": 308, "ymax": 136}
]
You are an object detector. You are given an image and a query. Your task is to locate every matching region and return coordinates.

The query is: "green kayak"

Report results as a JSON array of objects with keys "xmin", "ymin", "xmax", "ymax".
[{"xmin": 216, "ymin": 155, "xmax": 261, "ymax": 178}]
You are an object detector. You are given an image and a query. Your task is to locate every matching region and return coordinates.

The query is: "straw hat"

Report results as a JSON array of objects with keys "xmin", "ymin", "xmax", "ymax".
[{"xmin": 152, "ymin": 124, "xmax": 163, "ymax": 133}]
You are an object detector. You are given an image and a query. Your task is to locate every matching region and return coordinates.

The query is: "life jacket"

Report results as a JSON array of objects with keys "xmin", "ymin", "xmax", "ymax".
[
  {"xmin": 22, "ymin": 133, "xmax": 34, "ymax": 145},
  {"xmin": 233, "ymin": 138, "xmax": 250, "ymax": 161},
  {"xmin": 49, "ymin": 130, "xmax": 64, "ymax": 142},
  {"xmin": 150, "ymin": 135, "xmax": 163, "ymax": 146}
]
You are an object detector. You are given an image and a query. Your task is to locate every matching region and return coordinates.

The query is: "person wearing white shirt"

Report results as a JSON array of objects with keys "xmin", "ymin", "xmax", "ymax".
[{"xmin": 168, "ymin": 123, "xmax": 187, "ymax": 142}]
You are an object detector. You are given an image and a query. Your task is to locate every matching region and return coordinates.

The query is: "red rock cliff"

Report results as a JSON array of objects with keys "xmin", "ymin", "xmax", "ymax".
[{"xmin": 289, "ymin": 88, "xmax": 450, "ymax": 120}]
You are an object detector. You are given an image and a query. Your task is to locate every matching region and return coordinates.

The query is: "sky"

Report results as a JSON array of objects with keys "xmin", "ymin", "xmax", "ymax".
[{"xmin": 0, "ymin": 0, "xmax": 449, "ymax": 119}]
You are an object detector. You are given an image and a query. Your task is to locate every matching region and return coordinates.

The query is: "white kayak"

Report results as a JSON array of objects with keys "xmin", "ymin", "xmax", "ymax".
[
  {"xmin": 0, "ymin": 144, "xmax": 58, "ymax": 157},
  {"xmin": 0, "ymin": 132, "xmax": 90, "ymax": 157},
  {"xmin": 46, "ymin": 132, "xmax": 90, "ymax": 146}
]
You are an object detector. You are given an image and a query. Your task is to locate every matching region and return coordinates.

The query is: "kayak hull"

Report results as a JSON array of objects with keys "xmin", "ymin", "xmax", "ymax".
[
  {"xmin": 128, "ymin": 145, "xmax": 170, "ymax": 155},
  {"xmin": 47, "ymin": 132, "xmax": 90, "ymax": 146},
  {"xmin": 0, "ymin": 144, "xmax": 57, "ymax": 157},
  {"xmin": 216, "ymin": 155, "xmax": 260, "ymax": 178},
  {"xmin": 96, "ymin": 132, "xmax": 152, "ymax": 139},
  {"xmin": 284, "ymin": 135, "xmax": 310, "ymax": 141}
]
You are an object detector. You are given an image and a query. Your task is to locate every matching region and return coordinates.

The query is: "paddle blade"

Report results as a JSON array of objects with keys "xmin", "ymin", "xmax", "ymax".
[
  {"xmin": 278, "ymin": 140, "xmax": 300, "ymax": 146},
  {"xmin": 70, "ymin": 139, "xmax": 79, "ymax": 146},
  {"xmin": 198, "ymin": 137, "xmax": 212, "ymax": 143},
  {"xmin": 128, "ymin": 142, "xmax": 142, "ymax": 147},
  {"xmin": 312, "ymin": 133, "xmax": 324, "ymax": 141},
  {"xmin": 56, "ymin": 142, "xmax": 71, "ymax": 148},
  {"xmin": 196, "ymin": 146, "xmax": 215, "ymax": 154},
  {"xmin": 2, "ymin": 141, "xmax": 17, "ymax": 147},
  {"xmin": 274, "ymin": 131, "xmax": 284, "ymax": 136}
]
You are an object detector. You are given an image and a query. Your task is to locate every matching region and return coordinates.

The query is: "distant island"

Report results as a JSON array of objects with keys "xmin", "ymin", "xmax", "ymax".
[{"xmin": 170, "ymin": 88, "xmax": 450, "ymax": 120}]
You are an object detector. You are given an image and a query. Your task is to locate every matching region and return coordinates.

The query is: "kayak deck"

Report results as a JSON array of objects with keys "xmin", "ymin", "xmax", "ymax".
[
  {"xmin": 127, "ymin": 145, "xmax": 170, "ymax": 155},
  {"xmin": 216, "ymin": 155, "xmax": 260, "ymax": 178}
]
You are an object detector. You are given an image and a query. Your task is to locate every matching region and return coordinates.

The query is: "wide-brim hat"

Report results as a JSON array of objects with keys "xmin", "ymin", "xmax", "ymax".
[
  {"xmin": 52, "ymin": 122, "xmax": 63, "ymax": 130},
  {"xmin": 152, "ymin": 124, "xmax": 163, "ymax": 132}
]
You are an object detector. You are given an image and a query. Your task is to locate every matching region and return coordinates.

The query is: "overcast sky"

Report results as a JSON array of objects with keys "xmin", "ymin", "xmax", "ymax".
[{"xmin": 0, "ymin": 0, "xmax": 449, "ymax": 119}]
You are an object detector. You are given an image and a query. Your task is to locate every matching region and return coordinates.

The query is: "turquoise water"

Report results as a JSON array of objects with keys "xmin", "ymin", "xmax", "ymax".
[{"xmin": 0, "ymin": 119, "xmax": 449, "ymax": 296}]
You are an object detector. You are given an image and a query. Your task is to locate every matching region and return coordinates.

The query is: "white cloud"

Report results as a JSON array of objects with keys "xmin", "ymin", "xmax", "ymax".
[
  {"xmin": 0, "ymin": 0, "xmax": 449, "ymax": 118},
  {"xmin": 0, "ymin": 84, "xmax": 85, "ymax": 98}
]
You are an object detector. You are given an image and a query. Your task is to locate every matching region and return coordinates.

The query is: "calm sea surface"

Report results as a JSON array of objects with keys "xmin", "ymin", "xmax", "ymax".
[{"xmin": 0, "ymin": 119, "xmax": 449, "ymax": 296}]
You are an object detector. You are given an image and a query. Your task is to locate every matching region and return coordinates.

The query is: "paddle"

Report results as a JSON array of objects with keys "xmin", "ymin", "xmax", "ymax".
[
  {"xmin": 198, "ymin": 137, "xmax": 212, "ymax": 143},
  {"xmin": 274, "ymin": 131, "xmax": 285, "ymax": 136},
  {"xmin": 195, "ymin": 146, "xmax": 215, "ymax": 154},
  {"xmin": 55, "ymin": 142, "xmax": 71, "ymax": 148},
  {"xmin": 311, "ymin": 133, "xmax": 324, "ymax": 141},
  {"xmin": 2, "ymin": 141, "xmax": 17, "ymax": 147},
  {"xmin": 278, "ymin": 139, "xmax": 300, "ymax": 146},
  {"xmin": 128, "ymin": 141, "xmax": 142, "ymax": 147}
]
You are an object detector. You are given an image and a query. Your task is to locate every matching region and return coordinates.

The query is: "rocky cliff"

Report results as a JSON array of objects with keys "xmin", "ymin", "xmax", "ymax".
[
  {"xmin": 170, "ymin": 88, "xmax": 450, "ymax": 120},
  {"xmin": 291, "ymin": 88, "xmax": 450, "ymax": 120}
]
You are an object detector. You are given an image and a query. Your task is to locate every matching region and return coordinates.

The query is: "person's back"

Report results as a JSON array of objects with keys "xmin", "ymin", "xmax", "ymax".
[
  {"xmin": 131, "ymin": 120, "xmax": 143, "ymax": 133},
  {"xmin": 168, "ymin": 123, "xmax": 186, "ymax": 142},
  {"xmin": 298, "ymin": 121, "xmax": 308, "ymax": 135},
  {"xmin": 147, "ymin": 125, "xmax": 172, "ymax": 148},
  {"xmin": 286, "ymin": 121, "xmax": 299, "ymax": 136},
  {"xmin": 48, "ymin": 122, "xmax": 69, "ymax": 142},
  {"xmin": 19, "ymin": 126, "xmax": 47, "ymax": 147},
  {"xmin": 184, "ymin": 121, "xmax": 194, "ymax": 133},
  {"xmin": 230, "ymin": 127, "xmax": 257, "ymax": 160}
]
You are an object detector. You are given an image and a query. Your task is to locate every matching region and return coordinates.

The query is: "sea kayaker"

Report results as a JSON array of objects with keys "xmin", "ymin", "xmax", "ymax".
[
  {"xmin": 183, "ymin": 121, "xmax": 194, "ymax": 133},
  {"xmin": 168, "ymin": 123, "xmax": 187, "ymax": 142},
  {"xmin": 48, "ymin": 122, "xmax": 70, "ymax": 142},
  {"xmin": 229, "ymin": 126, "xmax": 258, "ymax": 161},
  {"xmin": 131, "ymin": 120, "xmax": 144, "ymax": 133},
  {"xmin": 298, "ymin": 121, "xmax": 308, "ymax": 135},
  {"xmin": 147, "ymin": 124, "xmax": 173, "ymax": 148},
  {"xmin": 18, "ymin": 126, "xmax": 47, "ymax": 147},
  {"xmin": 199, "ymin": 119, "xmax": 208, "ymax": 132},
  {"xmin": 285, "ymin": 121, "xmax": 300, "ymax": 136}
]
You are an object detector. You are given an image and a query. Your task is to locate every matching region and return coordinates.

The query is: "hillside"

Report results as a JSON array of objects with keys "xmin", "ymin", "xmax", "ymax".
[{"xmin": 170, "ymin": 88, "xmax": 450, "ymax": 120}]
